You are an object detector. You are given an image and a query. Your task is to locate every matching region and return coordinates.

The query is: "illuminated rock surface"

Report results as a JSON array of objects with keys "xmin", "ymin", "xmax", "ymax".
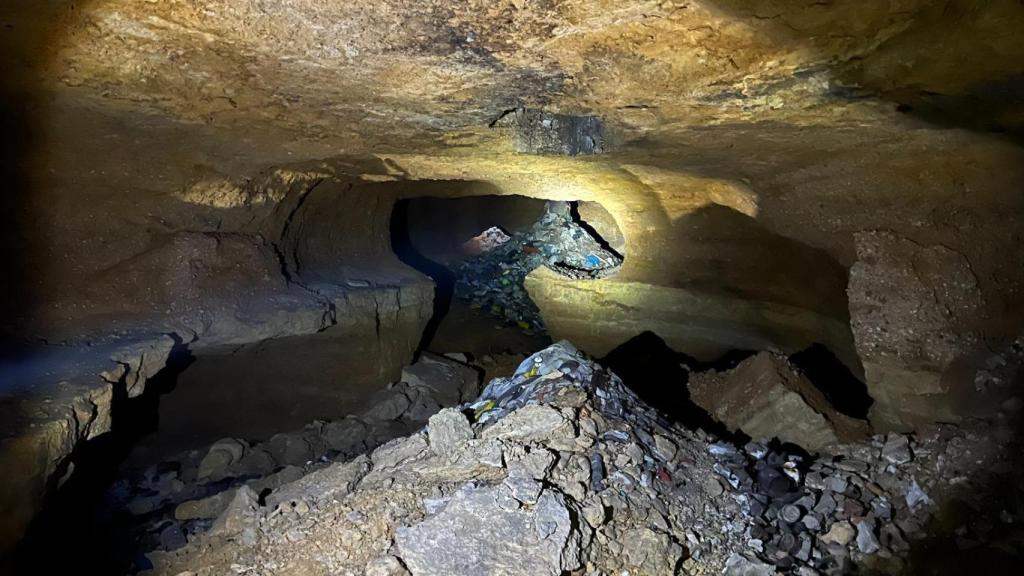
[{"xmin": 1, "ymin": 0, "xmax": 1023, "ymax": 569}]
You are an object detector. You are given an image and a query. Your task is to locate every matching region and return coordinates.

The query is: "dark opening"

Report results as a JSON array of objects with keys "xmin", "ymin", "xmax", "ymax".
[
  {"xmin": 389, "ymin": 195, "xmax": 624, "ymax": 355},
  {"xmin": 788, "ymin": 343, "xmax": 873, "ymax": 419},
  {"xmin": 600, "ymin": 331, "xmax": 751, "ymax": 440}
]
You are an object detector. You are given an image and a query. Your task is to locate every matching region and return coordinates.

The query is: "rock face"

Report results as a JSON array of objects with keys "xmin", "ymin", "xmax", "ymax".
[
  {"xmin": 397, "ymin": 483, "xmax": 582, "ymax": 576},
  {"xmin": 848, "ymin": 231, "xmax": 989, "ymax": 430},
  {"xmin": 689, "ymin": 352, "xmax": 869, "ymax": 450}
]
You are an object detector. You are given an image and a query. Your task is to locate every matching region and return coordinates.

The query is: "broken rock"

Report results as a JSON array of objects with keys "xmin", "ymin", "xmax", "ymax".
[
  {"xmin": 175, "ymin": 488, "xmax": 238, "ymax": 521},
  {"xmin": 401, "ymin": 353, "xmax": 481, "ymax": 407},
  {"xmin": 197, "ymin": 438, "xmax": 247, "ymax": 481},
  {"xmin": 481, "ymin": 405, "xmax": 571, "ymax": 443},
  {"xmin": 881, "ymin": 434, "xmax": 912, "ymax": 465},
  {"xmin": 820, "ymin": 521, "xmax": 856, "ymax": 547},
  {"xmin": 396, "ymin": 483, "xmax": 582, "ymax": 576},
  {"xmin": 689, "ymin": 352, "xmax": 868, "ymax": 451},
  {"xmin": 210, "ymin": 485, "xmax": 259, "ymax": 545},
  {"xmin": 428, "ymin": 408, "xmax": 474, "ymax": 457}
]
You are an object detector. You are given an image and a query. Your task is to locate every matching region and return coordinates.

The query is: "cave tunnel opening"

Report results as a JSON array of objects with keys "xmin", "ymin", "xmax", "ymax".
[{"xmin": 389, "ymin": 194, "xmax": 626, "ymax": 357}]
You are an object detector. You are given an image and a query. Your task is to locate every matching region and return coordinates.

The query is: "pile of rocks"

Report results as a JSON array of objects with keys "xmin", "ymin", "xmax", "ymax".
[
  {"xmin": 136, "ymin": 342, "xmax": 1019, "ymax": 576},
  {"xmin": 454, "ymin": 201, "xmax": 623, "ymax": 331},
  {"xmin": 110, "ymin": 353, "xmax": 481, "ymax": 561},
  {"xmin": 144, "ymin": 341, "xmax": 744, "ymax": 575},
  {"xmin": 708, "ymin": 420, "xmax": 1020, "ymax": 575}
]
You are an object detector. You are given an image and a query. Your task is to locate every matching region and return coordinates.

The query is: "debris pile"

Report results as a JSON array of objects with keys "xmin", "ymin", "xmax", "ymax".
[
  {"xmin": 139, "ymin": 341, "xmax": 1021, "ymax": 576},
  {"xmin": 108, "ymin": 353, "xmax": 481, "ymax": 560},
  {"xmin": 454, "ymin": 202, "xmax": 623, "ymax": 331},
  {"xmin": 707, "ymin": 421, "xmax": 1022, "ymax": 575}
]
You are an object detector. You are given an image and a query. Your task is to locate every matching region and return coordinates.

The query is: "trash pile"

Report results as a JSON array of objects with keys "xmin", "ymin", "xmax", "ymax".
[
  {"xmin": 454, "ymin": 201, "xmax": 623, "ymax": 331},
  {"xmin": 139, "ymin": 341, "xmax": 1022, "ymax": 576}
]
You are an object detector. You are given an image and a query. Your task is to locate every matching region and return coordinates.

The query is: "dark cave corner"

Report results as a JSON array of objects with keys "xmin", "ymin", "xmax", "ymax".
[{"xmin": 12, "ymin": 339, "xmax": 195, "ymax": 575}]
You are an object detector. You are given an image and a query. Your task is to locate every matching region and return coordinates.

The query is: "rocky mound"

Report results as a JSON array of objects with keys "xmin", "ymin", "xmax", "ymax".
[{"xmin": 143, "ymin": 342, "xmax": 1020, "ymax": 576}]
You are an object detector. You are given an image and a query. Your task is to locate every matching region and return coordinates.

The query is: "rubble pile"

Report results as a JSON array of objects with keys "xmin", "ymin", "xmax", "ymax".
[
  {"xmin": 109, "ymin": 353, "xmax": 481, "ymax": 560},
  {"xmin": 705, "ymin": 425, "xmax": 1016, "ymax": 575},
  {"xmin": 137, "ymin": 341, "xmax": 1021, "ymax": 576},
  {"xmin": 454, "ymin": 201, "xmax": 623, "ymax": 331}
]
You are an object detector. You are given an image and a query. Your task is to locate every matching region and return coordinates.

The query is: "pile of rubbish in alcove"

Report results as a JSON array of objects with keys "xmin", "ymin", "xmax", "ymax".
[{"xmin": 453, "ymin": 201, "xmax": 623, "ymax": 332}]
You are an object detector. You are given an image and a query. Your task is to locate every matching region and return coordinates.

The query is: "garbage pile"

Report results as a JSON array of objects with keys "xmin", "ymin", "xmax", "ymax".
[
  {"xmin": 454, "ymin": 201, "xmax": 623, "ymax": 331},
  {"xmin": 139, "ymin": 342, "xmax": 1020, "ymax": 576}
]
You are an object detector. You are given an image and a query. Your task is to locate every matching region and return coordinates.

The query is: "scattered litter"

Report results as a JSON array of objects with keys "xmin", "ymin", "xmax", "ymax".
[{"xmin": 454, "ymin": 201, "xmax": 623, "ymax": 331}]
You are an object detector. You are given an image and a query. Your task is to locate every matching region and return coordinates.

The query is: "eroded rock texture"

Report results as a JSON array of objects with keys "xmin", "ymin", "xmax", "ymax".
[
  {"xmin": 848, "ymin": 231, "xmax": 988, "ymax": 429},
  {"xmin": 2, "ymin": 0, "xmax": 1024, "ymax": 561}
]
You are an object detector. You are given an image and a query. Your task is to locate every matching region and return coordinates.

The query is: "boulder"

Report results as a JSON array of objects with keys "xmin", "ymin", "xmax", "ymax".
[
  {"xmin": 266, "ymin": 432, "xmax": 313, "ymax": 466},
  {"xmin": 175, "ymin": 488, "xmax": 238, "ymax": 521},
  {"xmin": 197, "ymin": 438, "xmax": 248, "ymax": 481},
  {"xmin": 401, "ymin": 353, "xmax": 481, "ymax": 407},
  {"xmin": 396, "ymin": 483, "xmax": 582, "ymax": 576},
  {"xmin": 364, "ymin": 386, "xmax": 412, "ymax": 422},
  {"xmin": 323, "ymin": 417, "xmax": 370, "ymax": 453},
  {"xmin": 689, "ymin": 352, "xmax": 868, "ymax": 451},
  {"xmin": 210, "ymin": 485, "xmax": 260, "ymax": 546},
  {"xmin": 427, "ymin": 408, "xmax": 474, "ymax": 457}
]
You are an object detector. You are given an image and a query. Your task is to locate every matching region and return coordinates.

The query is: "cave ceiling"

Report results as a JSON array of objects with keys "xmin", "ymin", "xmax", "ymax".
[{"xmin": 5, "ymin": 0, "xmax": 1024, "ymax": 156}]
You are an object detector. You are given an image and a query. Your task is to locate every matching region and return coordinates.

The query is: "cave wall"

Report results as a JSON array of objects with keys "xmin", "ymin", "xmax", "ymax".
[
  {"xmin": 3, "ymin": 0, "xmax": 1024, "ymax": 558},
  {"xmin": 0, "ymin": 169, "xmax": 440, "ymax": 555}
]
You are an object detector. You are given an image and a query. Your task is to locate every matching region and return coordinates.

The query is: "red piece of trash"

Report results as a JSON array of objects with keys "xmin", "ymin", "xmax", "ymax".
[
  {"xmin": 523, "ymin": 244, "xmax": 540, "ymax": 254},
  {"xmin": 657, "ymin": 468, "xmax": 671, "ymax": 482}
]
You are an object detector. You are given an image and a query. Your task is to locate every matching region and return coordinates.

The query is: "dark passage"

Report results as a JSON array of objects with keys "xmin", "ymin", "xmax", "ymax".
[
  {"xmin": 389, "ymin": 195, "xmax": 625, "ymax": 354},
  {"xmin": 12, "ymin": 341, "xmax": 195, "ymax": 575},
  {"xmin": 600, "ymin": 331, "xmax": 748, "ymax": 439},
  {"xmin": 789, "ymin": 343, "xmax": 873, "ymax": 419},
  {"xmin": 389, "ymin": 194, "xmax": 548, "ymax": 350}
]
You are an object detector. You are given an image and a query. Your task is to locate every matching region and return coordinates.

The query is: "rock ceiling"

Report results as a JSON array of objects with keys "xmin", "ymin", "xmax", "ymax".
[{"xmin": 5, "ymin": 0, "xmax": 1024, "ymax": 147}]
